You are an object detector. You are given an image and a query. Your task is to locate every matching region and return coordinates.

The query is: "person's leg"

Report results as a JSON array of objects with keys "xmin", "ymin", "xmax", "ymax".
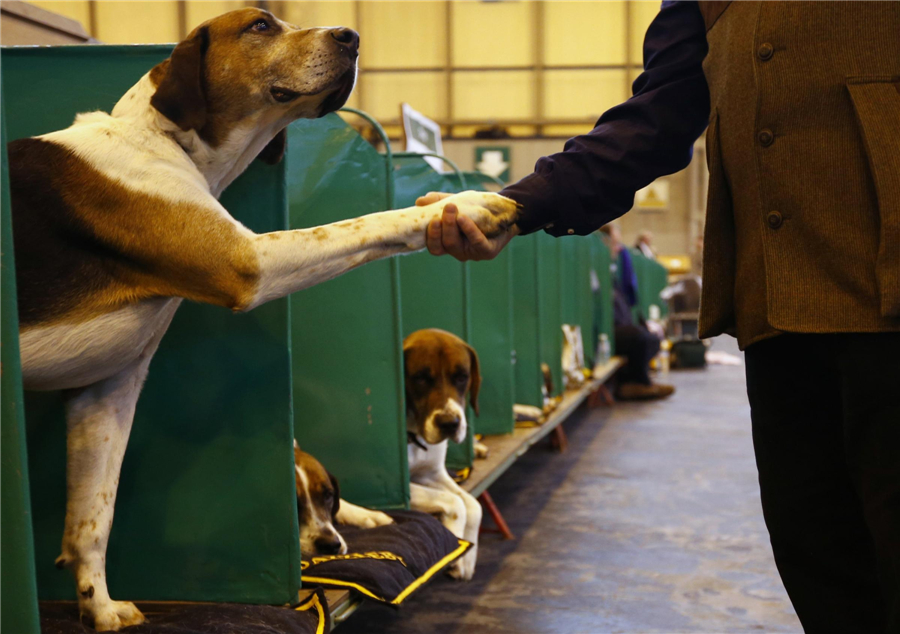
[
  {"xmin": 839, "ymin": 333, "xmax": 900, "ymax": 632},
  {"xmin": 614, "ymin": 324, "xmax": 659, "ymax": 385},
  {"xmin": 745, "ymin": 335, "xmax": 885, "ymax": 633}
]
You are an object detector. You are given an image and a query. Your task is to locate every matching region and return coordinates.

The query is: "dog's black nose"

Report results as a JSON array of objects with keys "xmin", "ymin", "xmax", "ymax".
[
  {"xmin": 435, "ymin": 413, "xmax": 461, "ymax": 435},
  {"xmin": 315, "ymin": 536, "xmax": 343, "ymax": 555},
  {"xmin": 330, "ymin": 28, "xmax": 359, "ymax": 52}
]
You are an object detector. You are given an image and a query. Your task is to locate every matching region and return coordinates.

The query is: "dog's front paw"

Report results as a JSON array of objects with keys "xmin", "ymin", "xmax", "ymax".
[
  {"xmin": 447, "ymin": 547, "xmax": 477, "ymax": 581},
  {"xmin": 443, "ymin": 191, "xmax": 520, "ymax": 238},
  {"xmin": 360, "ymin": 510, "xmax": 394, "ymax": 528},
  {"xmin": 91, "ymin": 600, "xmax": 146, "ymax": 632}
]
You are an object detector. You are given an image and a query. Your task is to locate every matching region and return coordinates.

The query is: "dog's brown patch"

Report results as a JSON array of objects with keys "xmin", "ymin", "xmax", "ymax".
[{"xmin": 9, "ymin": 138, "xmax": 260, "ymax": 328}]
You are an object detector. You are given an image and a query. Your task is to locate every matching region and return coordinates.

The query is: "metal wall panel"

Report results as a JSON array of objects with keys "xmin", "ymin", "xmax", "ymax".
[
  {"xmin": 286, "ymin": 116, "xmax": 409, "ymax": 510},
  {"xmin": 4, "ymin": 46, "xmax": 300, "ymax": 603}
]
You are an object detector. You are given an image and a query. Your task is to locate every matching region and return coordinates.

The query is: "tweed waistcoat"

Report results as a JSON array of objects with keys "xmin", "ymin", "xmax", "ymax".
[{"xmin": 697, "ymin": 1, "xmax": 900, "ymax": 349}]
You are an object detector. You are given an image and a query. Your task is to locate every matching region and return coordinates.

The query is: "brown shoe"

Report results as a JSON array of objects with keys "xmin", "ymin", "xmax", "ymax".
[{"xmin": 617, "ymin": 382, "xmax": 676, "ymax": 401}]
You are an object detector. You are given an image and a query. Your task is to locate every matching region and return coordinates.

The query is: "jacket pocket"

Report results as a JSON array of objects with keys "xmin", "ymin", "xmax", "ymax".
[
  {"xmin": 847, "ymin": 76, "xmax": 900, "ymax": 317},
  {"xmin": 698, "ymin": 110, "xmax": 738, "ymax": 338}
]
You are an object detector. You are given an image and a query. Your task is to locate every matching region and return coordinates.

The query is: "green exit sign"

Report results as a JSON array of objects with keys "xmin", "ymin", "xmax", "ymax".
[{"xmin": 474, "ymin": 146, "xmax": 511, "ymax": 184}]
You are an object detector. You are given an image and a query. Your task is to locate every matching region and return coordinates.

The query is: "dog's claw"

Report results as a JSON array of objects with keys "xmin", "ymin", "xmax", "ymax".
[{"xmin": 91, "ymin": 600, "xmax": 146, "ymax": 632}]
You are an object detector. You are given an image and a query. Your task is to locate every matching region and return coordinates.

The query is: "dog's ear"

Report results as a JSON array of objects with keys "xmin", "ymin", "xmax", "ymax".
[
  {"xmin": 150, "ymin": 26, "xmax": 210, "ymax": 132},
  {"xmin": 328, "ymin": 472, "xmax": 341, "ymax": 519},
  {"xmin": 465, "ymin": 343, "xmax": 481, "ymax": 416},
  {"xmin": 257, "ymin": 129, "xmax": 287, "ymax": 165}
]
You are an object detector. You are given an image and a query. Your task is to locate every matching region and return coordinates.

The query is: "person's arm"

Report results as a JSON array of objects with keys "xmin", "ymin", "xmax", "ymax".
[{"xmin": 504, "ymin": 0, "xmax": 710, "ymax": 237}]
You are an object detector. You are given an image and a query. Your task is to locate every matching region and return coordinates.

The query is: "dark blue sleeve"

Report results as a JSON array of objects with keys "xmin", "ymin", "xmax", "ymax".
[
  {"xmin": 501, "ymin": 1, "xmax": 710, "ymax": 236},
  {"xmin": 617, "ymin": 249, "xmax": 640, "ymax": 307}
]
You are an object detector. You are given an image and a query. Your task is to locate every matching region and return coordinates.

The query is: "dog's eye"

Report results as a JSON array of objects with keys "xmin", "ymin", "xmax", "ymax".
[
  {"xmin": 412, "ymin": 373, "xmax": 433, "ymax": 390},
  {"xmin": 453, "ymin": 372, "xmax": 469, "ymax": 387},
  {"xmin": 251, "ymin": 19, "xmax": 270, "ymax": 32}
]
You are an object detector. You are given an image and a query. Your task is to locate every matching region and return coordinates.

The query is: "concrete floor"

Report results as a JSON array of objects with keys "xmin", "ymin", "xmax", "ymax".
[{"xmin": 344, "ymin": 338, "xmax": 802, "ymax": 634}]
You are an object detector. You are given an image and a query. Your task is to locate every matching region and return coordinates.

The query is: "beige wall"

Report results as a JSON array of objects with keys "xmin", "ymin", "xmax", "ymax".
[{"xmin": 28, "ymin": 0, "xmax": 660, "ymax": 136}]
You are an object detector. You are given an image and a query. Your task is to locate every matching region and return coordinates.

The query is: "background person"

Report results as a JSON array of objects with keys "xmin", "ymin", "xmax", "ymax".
[
  {"xmin": 600, "ymin": 225, "xmax": 674, "ymax": 401},
  {"xmin": 419, "ymin": 2, "xmax": 900, "ymax": 631},
  {"xmin": 634, "ymin": 230, "xmax": 657, "ymax": 260}
]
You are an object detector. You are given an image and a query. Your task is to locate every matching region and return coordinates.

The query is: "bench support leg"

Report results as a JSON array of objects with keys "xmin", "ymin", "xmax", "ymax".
[
  {"xmin": 478, "ymin": 491, "xmax": 515, "ymax": 540},
  {"xmin": 549, "ymin": 425, "xmax": 569, "ymax": 453},
  {"xmin": 588, "ymin": 384, "xmax": 615, "ymax": 408}
]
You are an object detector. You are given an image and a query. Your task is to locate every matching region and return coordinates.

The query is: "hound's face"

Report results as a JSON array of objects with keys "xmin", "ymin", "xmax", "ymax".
[
  {"xmin": 404, "ymin": 329, "xmax": 481, "ymax": 446},
  {"xmin": 294, "ymin": 441, "xmax": 347, "ymax": 558},
  {"xmin": 150, "ymin": 8, "xmax": 358, "ymax": 149}
]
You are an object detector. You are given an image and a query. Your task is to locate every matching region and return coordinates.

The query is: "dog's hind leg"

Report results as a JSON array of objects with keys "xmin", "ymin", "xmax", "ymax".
[{"xmin": 56, "ymin": 310, "xmax": 173, "ymax": 631}]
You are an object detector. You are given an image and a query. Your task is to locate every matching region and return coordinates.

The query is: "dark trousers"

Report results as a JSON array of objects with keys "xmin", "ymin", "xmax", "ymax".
[
  {"xmin": 744, "ymin": 333, "xmax": 900, "ymax": 633},
  {"xmin": 614, "ymin": 324, "xmax": 660, "ymax": 385}
]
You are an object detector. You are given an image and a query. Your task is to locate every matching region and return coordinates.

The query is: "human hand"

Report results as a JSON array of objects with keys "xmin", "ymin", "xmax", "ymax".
[{"xmin": 416, "ymin": 191, "xmax": 520, "ymax": 262}]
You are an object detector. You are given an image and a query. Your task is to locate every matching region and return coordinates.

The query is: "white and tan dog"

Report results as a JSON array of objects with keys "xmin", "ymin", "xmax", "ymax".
[
  {"xmin": 404, "ymin": 329, "xmax": 484, "ymax": 581},
  {"xmin": 293, "ymin": 441, "xmax": 392, "ymax": 558},
  {"xmin": 8, "ymin": 8, "xmax": 517, "ymax": 630}
]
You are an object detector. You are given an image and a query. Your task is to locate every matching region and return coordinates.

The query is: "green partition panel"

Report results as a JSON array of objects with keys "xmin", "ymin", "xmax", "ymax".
[
  {"xmin": 537, "ymin": 232, "xmax": 563, "ymax": 396},
  {"xmin": 394, "ymin": 157, "xmax": 474, "ymax": 468},
  {"xmin": 646, "ymin": 258, "xmax": 669, "ymax": 318},
  {"xmin": 591, "ymin": 235, "xmax": 616, "ymax": 357},
  {"xmin": 1, "ymin": 101, "xmax": 41, "ymax": 634},
  {"xmin": 4, "ymin": 46, "xmax": 300, "ymax": 603},
  {"xmin": 468, "ymin": 247, "xmax": 516, "ymax": 436},
  {"xmin": 463, "ymin": 172, "xmax": 515, "ymax": 436},
  {"xmin": 511, "ymin": 234, "xmax": 543, "ymax": 407},
  {"xmin": 627, "ymin": 249, "xmax": 668, "ymax": 321},
  {"xmin": 286, "ymin": 115, "xmax": 408, "ymax": 510},
  {"xmin": 559, "ymin": 237, "xmax": 595, "ymax": 368},
  {"xmin": 573, "ymin": 238, "xmax": 596, "ymax": 366}
]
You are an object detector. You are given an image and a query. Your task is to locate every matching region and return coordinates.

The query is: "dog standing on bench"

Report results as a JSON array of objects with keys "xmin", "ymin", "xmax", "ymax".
[
  {"xmin": 8, "ymin": 8, "xmax": 517, "ymax": 630},
  {"xmin": 293, "ymin": 441, "xmax": 393, "ymax": 558},
  {"xmin": 405, "ymin": 329, "xmax": 484, "ymax": 581}
]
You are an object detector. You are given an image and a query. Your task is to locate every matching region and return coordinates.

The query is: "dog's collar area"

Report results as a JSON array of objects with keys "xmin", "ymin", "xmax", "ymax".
[{"xmin": 407, "ymin": 432, "xmax": 428, "ymax": 451}]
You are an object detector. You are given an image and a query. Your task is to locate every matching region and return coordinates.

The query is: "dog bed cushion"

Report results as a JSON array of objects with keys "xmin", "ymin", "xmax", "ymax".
[
  {"xmin": 301, "ymin": 510, "xmax": 470, "ymax": 606},
  {"xmin": 39, "ymin": 588, "xmax": 330, "ymax": 634}
]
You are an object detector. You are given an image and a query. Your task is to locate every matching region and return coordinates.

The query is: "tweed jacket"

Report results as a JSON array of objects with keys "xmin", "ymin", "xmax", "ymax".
[{"xmin": 698, "ymin": 1, "xmax": 900, "ymax": 347}]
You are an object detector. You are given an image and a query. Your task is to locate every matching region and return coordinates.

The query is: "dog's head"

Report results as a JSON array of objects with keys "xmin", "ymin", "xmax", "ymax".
[
  {"xmin": 294, "ymin": 440, "xmax": 347, "ymax": 558},
  {"xmin": 404, "ymin": 329, "xmax": 481, "ymax": 446},
  {"xmin": 149, "ymin": 7, "xmax": 358, "ymax": 162}
]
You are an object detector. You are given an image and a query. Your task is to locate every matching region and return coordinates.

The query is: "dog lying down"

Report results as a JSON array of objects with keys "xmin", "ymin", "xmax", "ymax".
[
  {"xmin": 293, "ymin": 441, "xmax": 393, "ymax": 558},
  {"xmin": 404, "ymin": 329, "xmax": 484, "ymax": 581},
  {"xmin": 9, "ymin": 7, "xmax": 518, "ymax": 631}
]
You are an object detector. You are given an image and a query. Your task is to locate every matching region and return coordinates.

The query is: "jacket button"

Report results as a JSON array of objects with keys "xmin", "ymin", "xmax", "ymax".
[
  {"xmin": 767, "ymin": 211, "xmax": 783, "ymax": 229},
  {"xmin": 567, "ymin": 228, "xmax": 575, "ymax": 235},
  {"xmin": 758, "ymin": 129, "xmax": 774, "ymax": 146},
  {"xmin": 758, "ymin": 43, "xmax": 774, "ymax": 61}
]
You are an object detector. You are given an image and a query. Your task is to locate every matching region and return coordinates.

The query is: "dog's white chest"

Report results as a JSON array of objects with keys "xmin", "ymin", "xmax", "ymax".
[{"xmin": 20, "ymin": 298, "xmax": 182, "ymax": 391}]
